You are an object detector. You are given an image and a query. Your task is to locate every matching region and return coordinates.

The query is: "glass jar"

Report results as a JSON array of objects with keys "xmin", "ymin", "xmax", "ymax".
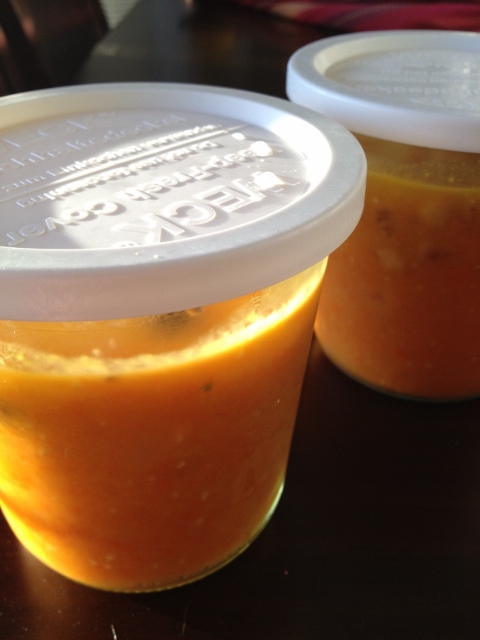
[
  {"xmin": 287, "ymin": 30, "xmax": 480, "ymax": 400},
  {"xmin": 0, "ymin": 82, "xmax": 365, "ymax": 590}
]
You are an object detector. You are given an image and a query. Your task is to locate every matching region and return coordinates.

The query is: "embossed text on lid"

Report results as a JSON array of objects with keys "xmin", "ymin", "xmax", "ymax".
[
  {"xmin": 0, "ymin": 83, "xmax": 366, "ymax": 321},
  {"xmin": 326, "ymin": 49, "xmax": 480, "ymax": 113},
  {"xmin": 287, "ymin": 30, "xmax": 480, "ymax": 152},
  {"xmin": 0, "ymin": 110, "xmax": 311, "ymax": 250}
]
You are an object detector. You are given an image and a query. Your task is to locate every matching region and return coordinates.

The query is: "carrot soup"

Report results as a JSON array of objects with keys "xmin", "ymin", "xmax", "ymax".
[
  {"xmin": 0, "ymin": 83, "xmax": 366, "ymax": 590},
  {"xmin": 0, "ymin": 262, "xmax": 325, "ymax": 592},
  {"xmin": 287, "ymin": 30, "xmax": 480, "ymax": 399}
]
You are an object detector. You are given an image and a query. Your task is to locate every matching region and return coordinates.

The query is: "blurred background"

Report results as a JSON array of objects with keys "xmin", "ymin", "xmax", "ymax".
[
  {"xmin": 100, "ymin": 0, "xmax": 138, "ymax": 27},
  {"xmin": 0, "ymin": 0, "xmax": 140, "ymax": 96}
]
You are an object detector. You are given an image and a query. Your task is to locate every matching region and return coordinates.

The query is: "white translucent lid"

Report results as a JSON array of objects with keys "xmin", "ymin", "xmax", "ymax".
[
  {"xmin": 287, "ymin": 30, "xmax": 480, "ymax": 152},
  {"xmin": 0, "ymin": 83, "xmax": 365, "ymax": 321}
]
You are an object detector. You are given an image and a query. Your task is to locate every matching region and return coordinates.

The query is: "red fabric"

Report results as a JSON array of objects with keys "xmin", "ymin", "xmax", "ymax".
[{"xmin": 227, "ymin": 1, "xmax": 480, "ymax": 32}]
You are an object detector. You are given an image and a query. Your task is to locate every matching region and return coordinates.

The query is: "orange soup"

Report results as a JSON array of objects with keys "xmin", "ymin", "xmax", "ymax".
[
  {"xmin": 0, "ymin": 262, "xmax": 325, "ymax": 592},
  {"xmin": 316, "ymin": 136, "xmax": 480, "ymax": 400}
]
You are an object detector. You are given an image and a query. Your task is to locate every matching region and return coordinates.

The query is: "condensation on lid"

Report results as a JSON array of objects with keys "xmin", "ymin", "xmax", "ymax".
[
  {"xmin": 286, "ymin": 30, "xmax": 480, "ymax": 152},
  {"xmin": 0, "ymin": 83, "xmax": 366, "ymax": 321}
]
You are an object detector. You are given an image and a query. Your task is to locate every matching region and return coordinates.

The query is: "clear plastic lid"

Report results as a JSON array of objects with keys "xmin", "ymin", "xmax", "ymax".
[
  {"xmin": 0, "ymin": 83, "xmax": 365, "ymax": 321},
  {"xmin": 287, "ymin": 30, "xmax": 480, "ymax": 153}
]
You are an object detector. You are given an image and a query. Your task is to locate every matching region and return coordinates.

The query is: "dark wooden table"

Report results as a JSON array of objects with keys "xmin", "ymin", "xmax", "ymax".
[{"xmin": 3, "ymin": 1, "xmax": 480, "ymax": 638}]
